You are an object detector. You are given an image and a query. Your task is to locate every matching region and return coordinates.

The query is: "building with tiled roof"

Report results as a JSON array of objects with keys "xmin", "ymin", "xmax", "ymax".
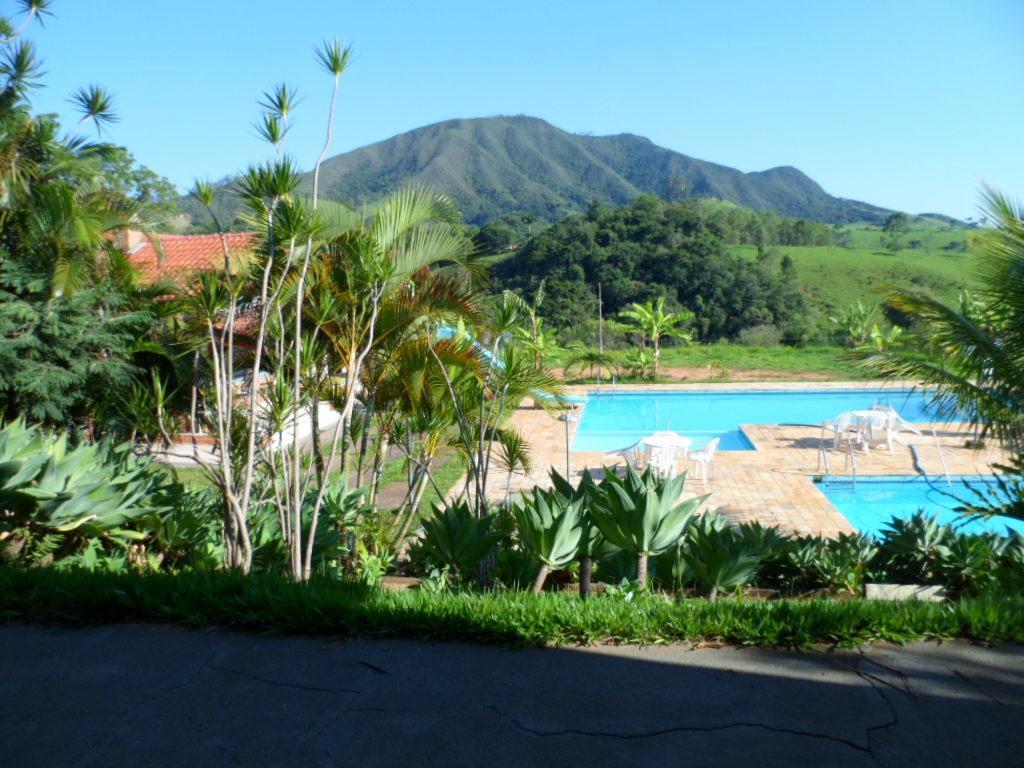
[{"xmin": 117, "ymin": 230, "xmax": 257, "ymax": 284}]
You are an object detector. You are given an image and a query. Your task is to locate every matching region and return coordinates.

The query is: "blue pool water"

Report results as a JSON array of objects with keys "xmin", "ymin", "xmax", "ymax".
[
  {"xmin": 572, "ymin": 388, "xmax": 954, "ymax": 452},
  {"xmin": 819, "ymin": 475, "xmax": 1024, "ymax": 537}
]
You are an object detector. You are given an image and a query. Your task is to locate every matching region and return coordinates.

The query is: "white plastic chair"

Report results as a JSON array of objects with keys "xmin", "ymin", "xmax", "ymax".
[
  {"xmin": 648, "ymin": 445, "xmax": 679, "ymax": 480},
  {"xmin": 822, "ymin": 412, "xmax": 855, "ymax": 450},
  {"xmin": 858, "ymin": 411, "xmax": 894, "ymax": 454},
  {"xmin": 604, "ymin": 441, "xmax": 647, "ymax": 469},
  {"xmin": 690, "ymin": 437, "xmax": 720, "ymax": 482},
  {"xmin": 868, "ymin": 405, "xmax": 922, "ymax": 453}
]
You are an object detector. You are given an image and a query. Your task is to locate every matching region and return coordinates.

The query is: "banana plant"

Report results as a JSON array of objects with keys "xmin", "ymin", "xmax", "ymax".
[
  {"xmin": 588, "ymin": 465, "xmax": 705, "ymax": 586},
  {"xmin": 418, "ymin": 500, "xmax": 504, "ymax": 576},
  {"xmin": 513, "ymin": 487, "xmax": 584, "ymax": 593}
]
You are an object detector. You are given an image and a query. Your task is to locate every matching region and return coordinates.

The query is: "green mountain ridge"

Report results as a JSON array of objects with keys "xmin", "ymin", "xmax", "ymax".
[{"xmin": 181, "ymin": 115, "xmax": 904, "ymax": 227}]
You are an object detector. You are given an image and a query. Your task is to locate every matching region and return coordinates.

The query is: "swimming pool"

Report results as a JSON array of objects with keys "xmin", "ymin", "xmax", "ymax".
[
  {"xmin": 819, "ymin": 475, "xmax": 1024, "ymax": 537},
  {"xmin": 572, "ymin": 388, "xmax": 953, "ymax": 452}
]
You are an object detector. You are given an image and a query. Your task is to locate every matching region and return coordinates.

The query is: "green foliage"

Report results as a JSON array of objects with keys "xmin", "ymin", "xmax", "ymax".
[
  {"xmin": 677, "ymin": 514, "xmax": 761, "ymax": 598},
  {"xmin": 418, "ymin": 500, "xmax": 504, "ymax": 575},
  {"xmin": 588, "ymin": 466, "xmax": 704, "ymax": 582},
  {"xmin": 0, "ymin": 419, "xmax": 178, "ymax": 567},
  {"xmin": 496, "ymin": 196, "xmax": 808, "ymax": 341},
  {"xmin": 812, "ymin": 533, "xmax": 878, "ymax": 595},
  {"xmin": 0, "ymin": 28, "xmax": 163, "ymax": 427},
  {"xmin": 512, "ymin": 487, "xmax": 584, "ymax": 571},
  {"xmin": 3, "ymin": 568, "xmax": 1023, "ymax": 647},
  {"xmin": 830, "ymin": 300, "xmax": 877, "ymax": 347}
]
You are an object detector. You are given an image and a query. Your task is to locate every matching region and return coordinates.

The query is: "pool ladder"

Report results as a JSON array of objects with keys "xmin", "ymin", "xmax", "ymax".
[
  {"xmin": 844, "ymin": 440, "xmax": 858, "ymax": 492},
  {"xmin": 931, "ymin": 428, "xmax": 952, "ymax": 486}
]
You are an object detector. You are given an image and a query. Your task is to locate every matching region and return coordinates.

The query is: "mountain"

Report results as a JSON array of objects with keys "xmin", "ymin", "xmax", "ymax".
[{"xmin": 180, "ymin": 115, "xmax": 894, "ymax": 228}]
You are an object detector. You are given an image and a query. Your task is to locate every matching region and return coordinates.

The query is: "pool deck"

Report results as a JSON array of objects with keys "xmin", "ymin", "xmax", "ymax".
[{"xmin": 480, "ymin": 381, "xmax": 1011, "ymax": 538}]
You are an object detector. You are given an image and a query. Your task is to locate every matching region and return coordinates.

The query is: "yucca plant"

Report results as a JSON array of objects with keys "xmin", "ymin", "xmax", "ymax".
[
  {"xmin": 418, "ymin": 500, "xmax": 504, "ymax": 577},
  {"xmin": 512, "ymin": 487, "xmax": 584, "ymax": 593},
  {"xmin": 588, "ymin": 465, "xmax": 705, "ymax": 586}
]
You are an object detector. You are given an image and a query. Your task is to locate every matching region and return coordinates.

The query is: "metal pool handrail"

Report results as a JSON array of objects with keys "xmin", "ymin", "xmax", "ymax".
[{"xmin": 931, "ymin": 428, "xmax": 952, "ymax": 486}]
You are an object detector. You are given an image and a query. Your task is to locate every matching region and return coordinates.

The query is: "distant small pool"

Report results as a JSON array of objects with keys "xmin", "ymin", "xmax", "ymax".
[
  {"xmin": 819, "ymin": 475, "xmax": 1024, "ymax": 537},
  {"xmin": 572, "ymin": 387, "xmax": 953, "ymax": 453}
]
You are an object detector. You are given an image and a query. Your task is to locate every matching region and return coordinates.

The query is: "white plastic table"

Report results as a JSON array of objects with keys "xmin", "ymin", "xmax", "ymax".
[{"xmin": 639, "ymin": 432, "xmax": 693, "ymax": 460}]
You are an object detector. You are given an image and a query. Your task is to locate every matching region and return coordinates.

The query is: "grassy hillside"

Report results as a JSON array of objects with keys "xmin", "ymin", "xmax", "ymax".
[
  {"xmin": 733, "ymin": 233, "xmax": 975, "ymax": 314},
  {"xmin": 180, "ymin": 115, "xmax": 895, "ymax": 229}
]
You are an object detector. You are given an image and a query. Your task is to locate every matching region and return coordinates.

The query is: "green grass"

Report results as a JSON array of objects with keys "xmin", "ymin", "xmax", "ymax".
[
  {"xmin": 733, "ymin": 240, "xmax": 976, "ymax": 314},
  {"xmin": 169, "ymin": 466, "xmax": 214, "ymax": 488},
  {"xmin": 2, "ymin": 568, "xmax": 1021, "ymax": 647},
  {"xmin": 654, "ymin": 344, "xmax": 866, "ymax": 378},
  {"xmin": 419, "ymin": 454, "xmax": 467, "ymax": 511},
  {"xmin": 553, "ymin": 343, "xmax": 870, "ymax": 380}
]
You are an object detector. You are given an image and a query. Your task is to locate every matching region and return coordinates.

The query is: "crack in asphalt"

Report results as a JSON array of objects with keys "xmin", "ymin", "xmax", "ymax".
[
  {"xmin": 952, "ymin": 669, "xmax": 1008, "ymax": 708},
  {"xmin": 489, "ymin": 704, "xmax": 876, "ymax": 755},
  {"xmin": 856, "ymin": 650, "xmax": 921, "ymax": 701},
  {"xmin": 208, "ymin": 663, "xmax": 362, "ymax": 694}
]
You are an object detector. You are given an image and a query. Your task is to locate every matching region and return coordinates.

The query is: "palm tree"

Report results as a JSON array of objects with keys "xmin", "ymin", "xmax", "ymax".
[
  {"xmin": 617, "ymin": 296, "xmax": 694, "ymax": 378},
  {"xmin": 864, "ymin": 186, "xmax": 1024, "ymax": 464}
]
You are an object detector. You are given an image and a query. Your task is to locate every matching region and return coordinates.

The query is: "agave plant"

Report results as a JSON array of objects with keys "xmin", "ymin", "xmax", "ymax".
[
  {"xmin": 418, "ymin": 500, "xmax": 504, "ymax": 576},
  {"xmin": 0, "ymin": 419, "xmax": 176, "ymax": 566},
  {"xmin": 588, "ymin": 465, "xmax": 704, "ymax": 586},
  {"xmin": 549, "ymin": 469, "xmax": 619, "ymax": 599},
  {"xmin": 681, "ymin": 514, "xmax": 762, "ymax": 600},
  {"xmin": 877, "ymin": 512, "xmax": 953, "ymax": 584},
  {"xmin": 812, "ymin": 533, "xmax": 878, "ymax": 594},
  {"xmin": 513, "ymin": 487, "xmax": 584, "ymax": 593},
  {"xmin": 933, "ymin": 534, "xmax": 1000, "ymax": 597}
]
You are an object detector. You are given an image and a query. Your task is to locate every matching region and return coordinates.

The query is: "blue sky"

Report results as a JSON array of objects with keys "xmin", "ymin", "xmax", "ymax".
[{"xmin": 24, "ymin": 0, "xmax": 1024, "ymax": 219}]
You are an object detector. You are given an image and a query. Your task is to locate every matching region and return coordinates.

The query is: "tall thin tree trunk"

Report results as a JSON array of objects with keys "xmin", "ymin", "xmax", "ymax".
[{"xmin": 636, "ymin": 552, "xmax": 649, "ymax": 586}]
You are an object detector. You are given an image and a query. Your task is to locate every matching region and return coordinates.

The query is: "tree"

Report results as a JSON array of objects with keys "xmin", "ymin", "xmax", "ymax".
[
  {"xmin": 0, "ymin": 6, "xmax": 161, "ymax": 429},
  {"xmin": 617, "ymin": 296, "xmax": 694, "ymax": 378},
  {"xmin": 494, "ymin": 197, "xmax": 807, "ymax": 341},
  {"xmin": 864, "ymin": 187, "xmax": 1024, "ymax": 513},
  {"xmin": 883, "ymin": 212, "xmax": 910, "ymax": 254}
]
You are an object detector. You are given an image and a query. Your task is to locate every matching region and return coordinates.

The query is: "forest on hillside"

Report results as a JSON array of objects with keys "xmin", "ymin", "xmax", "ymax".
[{"xmin": 493, "ymin": 197, "xmax": 813, "ymax": 343}]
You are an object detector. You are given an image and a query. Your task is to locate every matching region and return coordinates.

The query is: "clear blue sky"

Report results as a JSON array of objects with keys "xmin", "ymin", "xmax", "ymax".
[{"xmin": 24, "ymin": 0, "xmax": 1024, "ymax": 219}]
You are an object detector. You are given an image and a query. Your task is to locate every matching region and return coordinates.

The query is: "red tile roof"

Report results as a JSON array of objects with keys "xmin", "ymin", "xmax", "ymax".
[{"xmin": 127, "ymin": 232, "xmax": 257, "ymax": 284}]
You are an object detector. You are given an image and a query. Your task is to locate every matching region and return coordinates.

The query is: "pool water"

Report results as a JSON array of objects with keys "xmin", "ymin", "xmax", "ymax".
[
  {"xmin": 819, "ymin": 475, "xmax": 1024, "ymax": 537},
  {"xmin": 572, "ymin": 388, "xmax": 952, "ymax": 452}
]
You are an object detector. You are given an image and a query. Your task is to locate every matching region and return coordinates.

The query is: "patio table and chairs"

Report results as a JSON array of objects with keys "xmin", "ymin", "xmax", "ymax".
[
  {"xmin": 823, "ymin": 406, "xmax": 920, "ymax": 456},
  {"xmin": 605, "ymin": 431, "xmax": 692, "ymax": 477}
]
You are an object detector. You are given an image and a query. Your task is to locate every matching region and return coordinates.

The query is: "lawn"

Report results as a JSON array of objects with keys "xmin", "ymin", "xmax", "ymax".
[
  {"xmin": 2, "ymin": 568, "xmax": 1021, "ymax": 647},
  {"xmin": 552, "ymin": 343, "xmax": 875, "ymax": 381}
]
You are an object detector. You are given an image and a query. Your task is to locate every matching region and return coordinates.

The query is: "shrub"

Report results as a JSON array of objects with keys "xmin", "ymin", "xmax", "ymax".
[
  {"xmin": 588, "ymin": 466, "xmax": 705, "ymax": 585},
  {"xmin": 0, "ymin": 419, "xmax": 179, "ymax": 569},
  {"xmin": 737, "ymin": 323, "xmax": 782, "ymax": 347},
  {"xmin": 417, "ymin": 501, "xmax": 504, "ymax": 578},
  {"xmin": 512, "ymin": 487, "xmax": 585, "ymax": 592}
]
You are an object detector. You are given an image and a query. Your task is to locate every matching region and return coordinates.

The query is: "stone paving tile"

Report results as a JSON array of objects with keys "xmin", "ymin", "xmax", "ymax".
[{"xmin": 466, "ymin": 382, "xmax": 1011, "ymax": 538}]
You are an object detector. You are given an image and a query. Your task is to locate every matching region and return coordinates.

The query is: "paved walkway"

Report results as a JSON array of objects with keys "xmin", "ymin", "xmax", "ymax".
[
  {"xmin": 2, "ymin": 624, "xmax": 1021, "ymax": 766},
  {"xmin": 483, "ymin": 382, "xmax": 1010, "ymax": 536}
]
